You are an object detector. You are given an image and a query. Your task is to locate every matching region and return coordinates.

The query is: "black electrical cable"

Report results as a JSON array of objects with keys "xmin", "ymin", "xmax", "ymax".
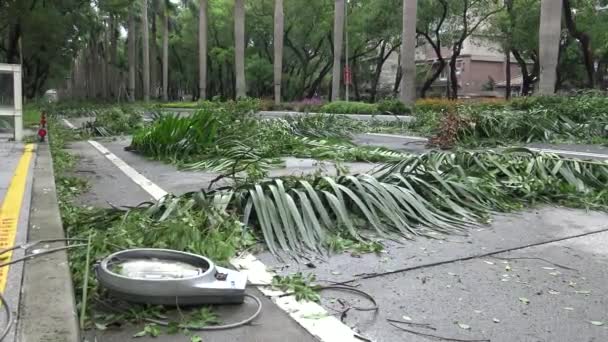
[
  {"xmin": 0, "ymin": 244, "xmax": 87, "ymax": 268},
  {"xmin": 142, "ymin": 293, "xmax": 263, "ymax": 331},
  {"xmin": 317, "ymin": 285, "xmax": 379, "ymax": 312},
  {"xmin": 0, "ymin": 238, "xmax": 87, "ymax": 256}
]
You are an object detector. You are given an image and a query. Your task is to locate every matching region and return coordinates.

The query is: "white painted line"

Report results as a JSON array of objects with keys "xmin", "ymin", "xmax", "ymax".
[
  {"xmin": 366, "ymin": 132, "xmax": 428, "ymax": 141},
  {"xmin": 528, "ymin": 147, "xmax": 608, "ymax": 159},
  {"xmin": 232, "ymin": 254, "xmax": 362, "ymax": 342},
  {"xmin": 87, "ymin": 140, "xmax": 169, "ymax": 201},
  {"xmin": 62, "ymin": 119, "xmax": 77, "ymax": 130},
  {"xmin": 87, "ymin": 139, "xmax": 364, "ymax": 342}
]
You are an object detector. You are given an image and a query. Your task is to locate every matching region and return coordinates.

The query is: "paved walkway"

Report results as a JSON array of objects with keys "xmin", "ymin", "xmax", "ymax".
[{"xmin": 0, "ymin": 142, "xmax": 36, "ymax": 341}]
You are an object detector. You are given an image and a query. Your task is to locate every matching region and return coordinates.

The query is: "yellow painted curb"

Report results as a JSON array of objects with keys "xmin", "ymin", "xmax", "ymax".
[{"xmin": 0, "ymin": 144, "xmax": 35, "ymax": 293}]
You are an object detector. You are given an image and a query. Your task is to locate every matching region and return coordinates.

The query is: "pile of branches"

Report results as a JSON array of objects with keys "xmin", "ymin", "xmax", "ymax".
[
  {"xmin": 187, "ymin": 148, "xmax": 608, "ymax": 256},
  {"xmin": 128, "ymin": 107, "xmax": 405, "ymax": 175}
]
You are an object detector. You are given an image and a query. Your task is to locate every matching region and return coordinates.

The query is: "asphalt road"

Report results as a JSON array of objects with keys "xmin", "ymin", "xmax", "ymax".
[{"xmin": 61, "ymin": 119, "xmax": 608, "ymax": 342}]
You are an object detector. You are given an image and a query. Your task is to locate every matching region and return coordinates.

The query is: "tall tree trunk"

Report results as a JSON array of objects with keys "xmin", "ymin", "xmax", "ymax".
[
  {"xmin": 505, "ymin": 0, "xmax": 513, "ymax": 99},
  {"xmin": 370, "ymin": 41, "xmax": 387, "ymax": 103},
  {"xmin": 449, "ymin": 53, "xmax": 458, "ymax": 99},
  {"xmin": 563, "ymin": 0, "xmax": 594, "ymax": 88},
  {"xmin": 393, "ymin": 53, "xmax": 402, "ymax": 97},
  {"xmin": 352, "ymin": 57, "xmax": 361, "ymax": 101},
  {"xmin": 234, "ymin": 0, "xmax": 246, "ymax": 99},
  {"xmin": 150, "ymin": 1, "xmax": 159, "ymax": 98},
  {"xmin": 273, "ymin": 0, "xmax": 284, "ymax": 105},
  {"xmin": 505, "ymin": 50, "xmax": 511, "ymax": 99},
  {"xmin": 400, "ymin": 0, "xmax": 417, "ymax": 105},
  {"xmin": 199, "ymin": 0, "xmax": 208, "ymax": 100},
  {"xmin": 162, "ymin": 3, "xmax": 169, "ymax": 101},
  {"xmin": 110, "ymin": 15, "xmax": 119, "ymax": 99},
  {"xmin": 538, "ymin": 0, "xmax": 563, "ymax": 95},
  {"xmin": 101, "ymin": 41, "xmax": 108, "ymax": 99},
  {"xmin": 128, "ymin": 13, "xmax": 136, "ymax": 102},
  {"xmin": 331, "ymin": 0, "xmax": 345, "ymax": 101},
  {"xmin": 142, "ymin": 0, "xmax": 151, "ymax": 101}
]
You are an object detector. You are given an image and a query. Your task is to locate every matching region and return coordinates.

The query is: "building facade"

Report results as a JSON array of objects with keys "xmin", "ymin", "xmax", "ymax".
[{"xmin": 380, "ymin": 35, "xmax": 524, "ymax": 98}]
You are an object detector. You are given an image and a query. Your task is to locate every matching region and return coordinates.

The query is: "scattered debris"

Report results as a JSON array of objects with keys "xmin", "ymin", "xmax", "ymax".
[
  {"xmin": 457, "ymin": 322, "xmax": 471, "ymax": 330},
  {"xmin": 301, "ymin": 312, "xmax": 329, "ymax": 320},
  {"xmin": 491, "ymin": 256, "xmax": 577, "ymax": 271}
]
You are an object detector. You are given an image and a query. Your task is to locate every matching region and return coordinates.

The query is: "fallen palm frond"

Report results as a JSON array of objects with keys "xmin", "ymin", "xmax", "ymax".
[{"xmin": 194, "ymin": 148, "xmax": 608, "ymax": 256}]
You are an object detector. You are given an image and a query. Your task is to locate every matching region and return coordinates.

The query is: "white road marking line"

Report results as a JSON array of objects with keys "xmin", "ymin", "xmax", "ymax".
[
  {"xmin": 232, "ymin": 254, "xmax": 363, "ymax": 342},
  {"xmin": 366, "ymin": 132, "xmax": 428, "ymax": 141},
  {"xmin": 85, "ymin": 137, "xmax": 364, "ymax": 342},
  {"xmin": 62, "ymin": 119, "xmax": 77, "ymax": 129},
  {"xmin": 87, "ymin": 140, "xmax": 169, "ymax": 201},
  {"xmin": 528, "ymin": 147, "xmax": 608, "ymax": 159}
]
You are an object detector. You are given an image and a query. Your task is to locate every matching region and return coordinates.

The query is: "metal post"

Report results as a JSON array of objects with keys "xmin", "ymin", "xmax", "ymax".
[{"xmin": 13, "ymin": 65, "xmax": 23, "ymax": 142}]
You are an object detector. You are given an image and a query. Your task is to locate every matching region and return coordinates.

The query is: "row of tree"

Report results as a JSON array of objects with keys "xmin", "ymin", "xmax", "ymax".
[{"xmin": 1, "ymin": 0, "xmax": 607, "ymax": 102}]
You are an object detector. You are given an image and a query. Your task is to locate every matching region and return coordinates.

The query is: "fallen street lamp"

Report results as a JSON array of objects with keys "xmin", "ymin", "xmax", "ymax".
[{"xmin": 96, "ymin": 248, "xmax": 248, "ymax": 305}]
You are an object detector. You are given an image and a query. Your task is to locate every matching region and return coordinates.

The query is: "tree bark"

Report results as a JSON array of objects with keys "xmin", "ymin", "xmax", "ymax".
[
  {"xmin": 151, "ymin": 2, "xmax": 159, "ymax": 98},
  {"xmin": 562, "ymin": 0, "xmax": 594, "ymax": 88},
  {"xmin": 417, "ymin": 0, "xmax": 447, "ymax": 98},
  {"xmin": 199, "ymin": 0, "xmax": 208, "ymax": 100},
  {"xmin": 128, "ymin": 13, "xmax": 136, "ymax": 102},
  {"xmin": 538, "ymin": 0, "xmax": 563, "ymax": 95},
  {"xmin": 110, "ymin": 15, "xmax": 119, "ymax": 99},
  {"xmin": 400, "ymin": 0, "xmax": 418, "ymax": 105},
  {"xmin": 142, "ymin": 0, "xmax": 151, "ymax": 101},
  {"xmin": 505, "ymin": 50, "xmax": 511, "ymax": 99},
  {"xmin": 512, "ymin": 48, "xmax": 539, "ymax": 96},
  {"xmin": 162, "ymin": 2, "xmax": 169, "ymax": 101},
  {"xmin": 234, "ymin": 0, "xmax": 247, "ymax": 99},
  {"xmin": 370, "ymin": 41, "xmax": 387, "ymax": 102},
  {"xmin": 449, "ymin": 50, "xmax": 458, "ymax": 99},
  {"xmin": 273, "ymin": 0, "xmax": 284, "ymax": 105},
  {"xmin": 331, "ymin": 0, "xmax": 345, "ymax": 101}
]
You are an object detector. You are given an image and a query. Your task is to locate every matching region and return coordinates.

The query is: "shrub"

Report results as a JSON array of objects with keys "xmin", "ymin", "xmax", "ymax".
[
  {"xmin": 377, "ymin": 99, "xmax": 412, "ymax": 115},
  {"xmin": 415, "ymin": 98, "xmax": 457, "ymax": 113},
  {"xmin": 320, "ymin": 101, "xmax": 379, "ymax": 115}
]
